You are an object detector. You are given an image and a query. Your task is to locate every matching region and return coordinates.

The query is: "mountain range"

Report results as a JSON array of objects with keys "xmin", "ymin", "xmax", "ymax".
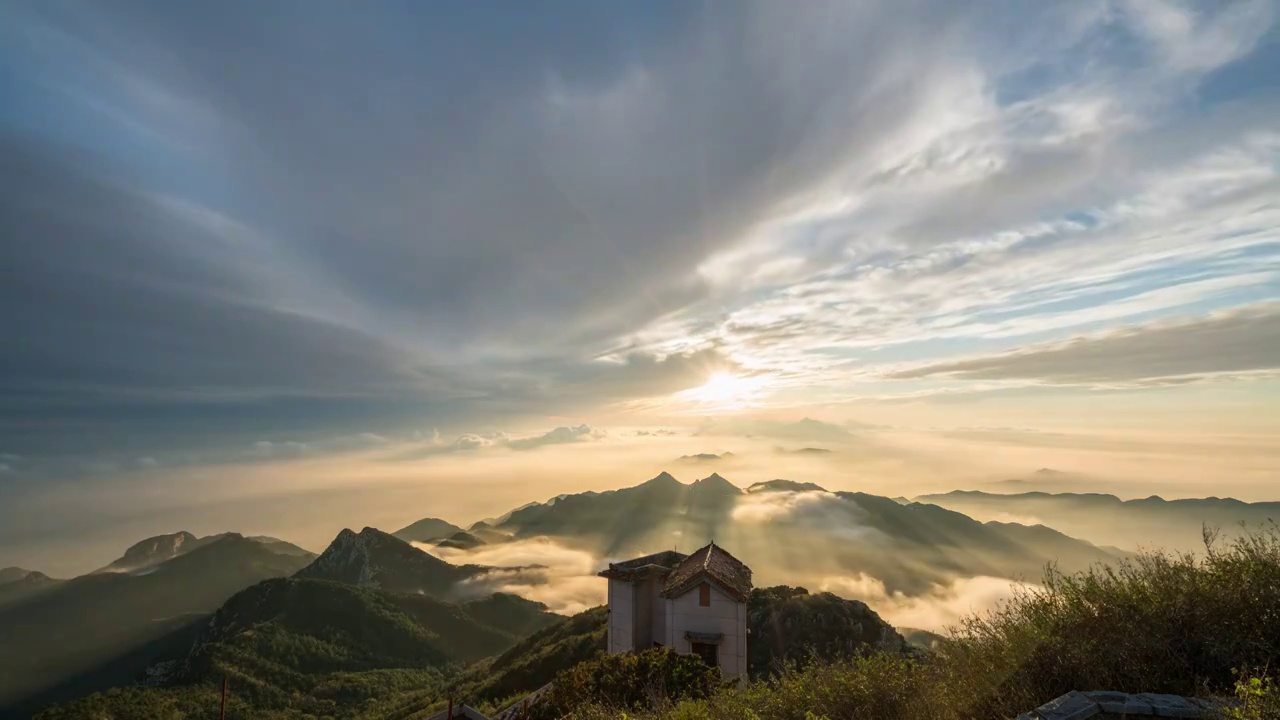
[
  {"xmin": 484, "ymin": 472, "xmax": 1123, "ymax": 594},
  {"xmin": 914, "ymin": 490, "xmax": 1280, "ymax": 552},
  {"xmin": 7, "ymin": 470, "xmax": 1273, "ymax": 717}
]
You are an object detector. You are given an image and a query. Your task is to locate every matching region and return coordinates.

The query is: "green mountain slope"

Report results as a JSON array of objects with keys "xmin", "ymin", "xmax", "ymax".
[
  {"xmin": 38, "ymin": 578, "xmax": 561, "ymax": 719},
  {"xmin": 0, "ymin": 534, "xmax": 312, "ymax": 717}
]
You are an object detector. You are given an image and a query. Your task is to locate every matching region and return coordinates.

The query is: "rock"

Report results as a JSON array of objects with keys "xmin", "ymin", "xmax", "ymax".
[
  {"xmin": 1033, "ymin": 690, "xmax": 1100, "ymax": 720},
  {"xmin": 1083, "ymin": 690, "xmax": 1152, "ymax": 715},
  {"xmin": 1135, "ymin": 693, "xmax": 1204, "ymax": 718}
]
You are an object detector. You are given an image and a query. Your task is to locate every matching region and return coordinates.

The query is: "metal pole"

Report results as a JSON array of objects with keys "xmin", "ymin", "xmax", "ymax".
[
  {"xmin": 448, "ymin": 696, "xmax": 453, "ymax": 720},
  {"xmin": 220, "ymin": 677, "xmax": 227, "ymax": 720}
]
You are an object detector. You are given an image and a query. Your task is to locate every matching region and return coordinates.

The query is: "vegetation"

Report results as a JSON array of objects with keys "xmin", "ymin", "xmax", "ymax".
[
  {"xmin": 447, "ymin": 606, "xmax": 609, "ymax": 713},
  {"xmin": 528, "ymin": 648, "xmax": 726, "ymax": 720},
  {"xmin": 36, "ymin": 578, "xmax": 560, "ymax": 719},
  {"xmin": 534, "ymin": 526, "xmax": 1280, "ymax": 719},
  {"xmin": 0, "ymin": 535, "xmax": 313, "ymax": 716},
  {"xmin": 746, "ymin": 586, "xmax": 906, "ymax": 680}
]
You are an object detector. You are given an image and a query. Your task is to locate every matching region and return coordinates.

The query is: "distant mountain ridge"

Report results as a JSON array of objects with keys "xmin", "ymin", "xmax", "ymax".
[
  {"xmin": 393, "ymin": 517, "xmax": 466, "ymax": 543},
  {"xmin": 95, "ymin": 531, "xmax": 314, "ymax": 574},
  {"xmin": 0, "ymin": 568, "xmax": 36, "ymax": 585},
  {"xmin": 914, "ymin": 490, "xmax": 1280, "ymax": 552}
]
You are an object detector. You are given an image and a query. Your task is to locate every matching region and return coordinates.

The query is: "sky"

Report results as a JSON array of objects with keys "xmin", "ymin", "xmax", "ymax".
[{"xmin": 1, "ymin": 1, "xmax": 1278, "ymax": 575}]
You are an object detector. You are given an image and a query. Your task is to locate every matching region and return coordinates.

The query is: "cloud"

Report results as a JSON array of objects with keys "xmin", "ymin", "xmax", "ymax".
[
  {"xmin": 421, "ymin": 537, "xmax": 604, "ymax": 614},
  {"xmin": 1, "ymin": 0, "xmax": 1278, "ymax": 463},
  {"xmin": 732, "ymin": 490, "xmax": 886, "ymax": 543},
  {"xmin": 0, "ymin": 464, "xmax": 11, "ymax": 474},
  {"xmin": 696, "ymin": 417, "xmax": 853, "ymax": 442},
  {"xmin": 882, "ymin": 303, "xmax": 1280, "ymax": 387},
  {"xmin": 508, "ymin": 424, "xmax": 607, "ymax": 451},
  {"xmin": 821, "ymin": 573, "xmax": 1036, "ymax": 632},
  {"xmin": 392, "ymin": 424, "xmax": 604, "ymax": 459}
]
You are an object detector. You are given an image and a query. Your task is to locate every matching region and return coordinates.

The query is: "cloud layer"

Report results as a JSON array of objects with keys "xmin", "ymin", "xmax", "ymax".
[
  {"xmin": 0, "ymin": 1, "xmax": 1276, "ymax": 476},
  {"xmin": 884, "ymin": 304, "xmax": 1280, "ymax": 387}
]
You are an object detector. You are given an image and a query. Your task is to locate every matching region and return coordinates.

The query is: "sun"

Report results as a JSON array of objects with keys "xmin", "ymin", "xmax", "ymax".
[{"xmin": 679, "ymin": 372, "xmax": 762, "ymax": 409}]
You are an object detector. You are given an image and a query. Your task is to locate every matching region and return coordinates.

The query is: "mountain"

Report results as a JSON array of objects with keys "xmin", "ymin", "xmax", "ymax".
[
  {"xmin": 0, "ymin": 533, "xmax": 313, "ymax": 717},
  {"xmin": 245, "ymin": 535, "xmax": 315, "ymax": 557},
  {"xmin": 39, "ymin": 577, "xmax": 562, "ymax": 720},
  {"xmin": 0, "ymin": 567, "xmax": 34, "ymax": 585},
  {"xmin": 677, "ymin": 452, "xmax": 734, "ymax": 463},
  {"xmin": 437, "ymin": 530, "xmax": 487, "ymax": 550},
  {"xmin": 449, "ymin": 606, "xmax": 610, "ymax": 710},
  {"xmin": 746, "ymin": 586, "xmax": 908, "ymax": 679},
  {"xmin": 394, "ymin": 517, "xmax": 466, "ymax": 543},
  {"xmin": 775, "ymin": 446, "xmax": 833, "ymax": 455},
  {"xmin": 95, "ymin": 530, "xmax": 206, "ymax": 573},
  {"xmin": 0, "ymin": 570, "xmax": 61, "ymax": 608},
  {"xmin": 468, "ymin": 520, "xmax": 514, "ymax": 544},
  {"xmin": 493, "ymin": 472, "xmax": 743, "ymax": 557},
  {"xmin": 296, "ymin": 526, "xmax": 485, "ymax": 597},
  {"xmin": 95, "ymin": 531, "xmax": 315, "ymax": 574},
  {"xmin": 746, "ymin": 479, "xmax": 828, "ymax": 493},
  {"xmin": 914, "ymin": 490, "xmax": 1280, "ymax": 552},
  {"xmin": 492, "ymin": 472, "xmax": 1122, "ymax": 596}
]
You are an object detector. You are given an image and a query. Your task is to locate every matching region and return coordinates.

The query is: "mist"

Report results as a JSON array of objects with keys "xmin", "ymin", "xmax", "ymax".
[{"xmin": 4, "ymin": 420, "xmax": 1277, "ymax": 577}]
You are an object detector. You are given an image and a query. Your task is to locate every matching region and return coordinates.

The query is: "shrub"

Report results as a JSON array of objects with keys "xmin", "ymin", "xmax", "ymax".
[{"xmin": 529, "ymin": 647, "xmax": 725, "ymax": 719}]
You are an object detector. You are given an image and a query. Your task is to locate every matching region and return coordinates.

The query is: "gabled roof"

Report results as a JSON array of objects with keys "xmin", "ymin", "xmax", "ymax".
[
  {"xmin": 660, "ymin": 542, "xmax": 752, "ymax": 602},
  {"xmin": 597, "ymin": 549, "xmax": 688, "ymax": 582}
]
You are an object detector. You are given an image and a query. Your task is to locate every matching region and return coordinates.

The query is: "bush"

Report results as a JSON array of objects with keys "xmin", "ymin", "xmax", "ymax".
[{"xmin": 528, "ymin": 648, "xmax": 726, "ymax": 719}]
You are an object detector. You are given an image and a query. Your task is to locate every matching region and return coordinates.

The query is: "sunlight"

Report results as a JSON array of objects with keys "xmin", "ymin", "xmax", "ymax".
[{"xmin": 678, "ymin": 372, "xmax": 763, "ymax": 410}]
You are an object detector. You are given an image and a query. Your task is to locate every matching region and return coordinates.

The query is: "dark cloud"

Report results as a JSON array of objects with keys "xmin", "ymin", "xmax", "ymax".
[
  {"xmin": 0, "ymin": 1, "xmax": 948, "ymax": 453},
  {"xmin": 884, "ymin": 304, "xmax": 1280, "ymax": 386}
]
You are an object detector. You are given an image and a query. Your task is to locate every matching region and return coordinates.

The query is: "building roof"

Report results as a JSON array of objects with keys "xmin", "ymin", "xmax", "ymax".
[
  {"xmin": 660, "ymin": 542, "xmax": 753, "ymax": 602},
  {"xmin": 597, "ymin": 549, "xmax": 688, "ymax": 582}
]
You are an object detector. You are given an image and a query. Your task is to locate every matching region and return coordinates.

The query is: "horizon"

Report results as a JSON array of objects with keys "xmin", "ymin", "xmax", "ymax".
[{"xmin": 3, "ymin": 1, "xmax": 1279, "ymax": 580}]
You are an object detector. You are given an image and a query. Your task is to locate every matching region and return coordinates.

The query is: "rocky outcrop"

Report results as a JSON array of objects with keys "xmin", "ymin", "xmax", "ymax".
[{"xmin": 1016, "ymin": 690, "xmax": 1233, "ymax": 719}]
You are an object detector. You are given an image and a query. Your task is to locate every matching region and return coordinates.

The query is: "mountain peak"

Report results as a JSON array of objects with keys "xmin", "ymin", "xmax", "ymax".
[
  {"xmin": 98, "ymin": 531, "xmax": 202, "ymax": 573},
  {"xmin": 0, "ymin": 567, "xmax": 34, "ymax": 585},
  {"xmin": 297, "ymin": 526, "xmax": 480, "ymax": 596},
  {"xmin": 393, "ymin": 517, "xmax": 465, "ymax": 543},
  {"xmin": 692, "ymin": 473, "xmax": 741, "ymax": 494},
  {"xmin": 645, "ymin": 471, "xmax": 682, "ymax": 486}
]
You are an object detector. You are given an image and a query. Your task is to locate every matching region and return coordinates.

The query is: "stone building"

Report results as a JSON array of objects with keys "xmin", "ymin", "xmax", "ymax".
[{"xmin": 597, "ymin": 542, "xmax": 752, "ymax": 680}]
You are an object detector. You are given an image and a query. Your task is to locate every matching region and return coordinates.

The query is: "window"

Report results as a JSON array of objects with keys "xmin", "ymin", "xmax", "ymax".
[
  {"xmin": 691, "ymin": 642, "xmax": 718, "ymax": 667},
  {"xmin": 699, "ymin": 582, "xmax": 711, "ymax": 606}
]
